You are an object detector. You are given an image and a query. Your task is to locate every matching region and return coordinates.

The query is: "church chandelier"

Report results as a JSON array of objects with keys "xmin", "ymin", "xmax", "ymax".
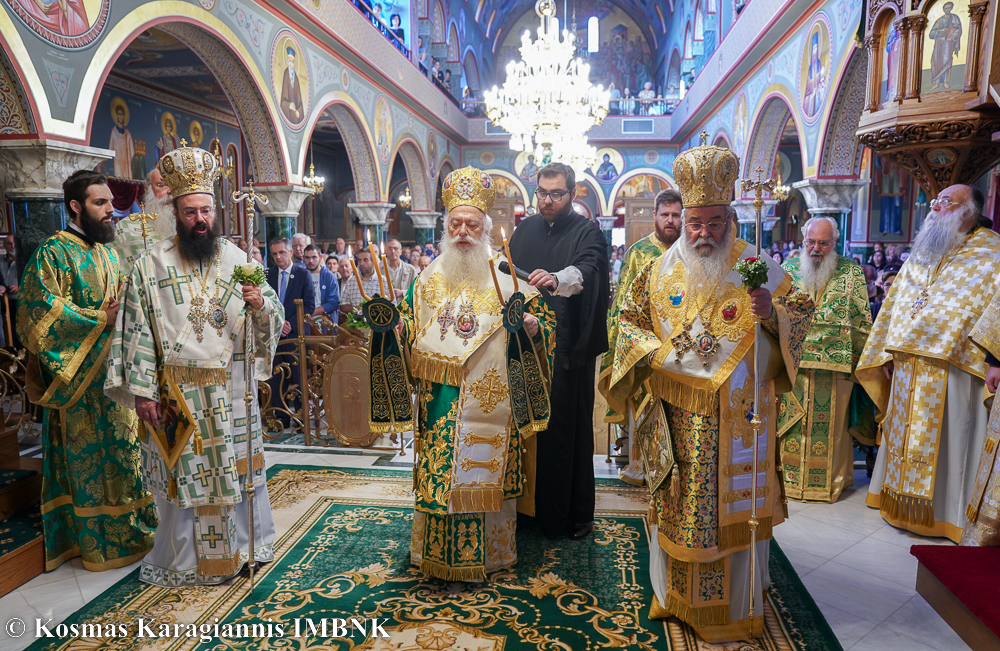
[
  {"xmin": 304, "ymin": 144, "xmax": 325, "ymax": 194},
  {"xmin": 483, "ymin": 0, "xmax": 609, "ymax": 169}
]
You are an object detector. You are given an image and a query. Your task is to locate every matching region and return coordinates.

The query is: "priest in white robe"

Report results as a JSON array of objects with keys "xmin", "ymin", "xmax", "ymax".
[{"xmin": 106, "ymin": 145, "xmax": 283, "ymax": 586}]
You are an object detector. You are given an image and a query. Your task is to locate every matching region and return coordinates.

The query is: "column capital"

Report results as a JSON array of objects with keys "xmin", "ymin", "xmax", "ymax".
[
  {"xmin": 348, "ymin": 202, "xmax": 395, "ymax": 226},
  {"xmin": 408, "ymin": 210, "xmax": 441, "ymax": 229},
  {"xmin": 596, "ymin": 216, "xmax": 617, "ymax": 231},
  {"xmin": 791, "ymin": 179, "xmax": 870, "ymax": 215},
  {"xmin": 249, "ymin": 184, "xmax": 314, "ymax": 218},
  {"xmin": 730, "ymin": 199, "xmax": 780, "ymax": 230},
  {"xmin": 0, "ymin": 139, "xmax": 113, "ymax": 198}
]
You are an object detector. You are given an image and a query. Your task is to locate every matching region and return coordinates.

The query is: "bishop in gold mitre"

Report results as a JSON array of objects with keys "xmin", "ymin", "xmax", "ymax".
[
  {"xmin": 600, "ymin": 142, "xmax": 815, "ymax": 642},
  {"xmin": 857, "ymin": 184, "xmax": 1000, "ymax": 543},
  {"xmin": 105, "ymin": 144, "xmax": 284, "ymax": 586},
  {"xmin": 371, "ymin": 165, "xmax": 557, "ymax": 581}
]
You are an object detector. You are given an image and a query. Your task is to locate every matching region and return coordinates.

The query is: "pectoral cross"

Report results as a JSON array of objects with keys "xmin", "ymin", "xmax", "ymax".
[{"xmin": 129, "ymin": 203, "xmax": 158, "ymax": 241}]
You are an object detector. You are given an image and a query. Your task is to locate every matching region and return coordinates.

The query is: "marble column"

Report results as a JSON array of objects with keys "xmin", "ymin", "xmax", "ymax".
[
  {"xmin": 348, "ymin": 202, "xmax": 395, "ymax": 246},
  {"xmin": 597, "ymin": 216, "xmax": 616, "ymax": 256},
  {"xmin": 792, "ymin": 179, "xmax": 870, "ymax": 255},
  {"xmin": 731, "ymin": 199, "xmax": 779, "ymax": 248},
  {"xmin": 0, "ymin": 139, "xmax": 113, "ymax": 275},
  {"xmin": 408, "ymin": 210, "xmax": 441, "ymax": 247},
  {"xmin": 251, "ymin": 184, "xmax": 314, "ymax": 246}
]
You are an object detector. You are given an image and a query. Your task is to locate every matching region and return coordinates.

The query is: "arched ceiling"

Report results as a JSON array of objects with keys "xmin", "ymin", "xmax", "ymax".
[{"xmin": 482, "ymin": 0, "xmax": 667, "ymax": 55}]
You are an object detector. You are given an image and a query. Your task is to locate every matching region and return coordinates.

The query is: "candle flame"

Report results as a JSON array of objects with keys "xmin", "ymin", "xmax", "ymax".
[
  {"xmin": 501, "ymin": 226, "xmax": 507, "ymax": 240},
  {"xmin": 380, "ymin": 242, "xmax": 385, "ymax": 254},
  {"xmin": 348, "ymin": 244, "xmax": 353, "ymax": 256}
]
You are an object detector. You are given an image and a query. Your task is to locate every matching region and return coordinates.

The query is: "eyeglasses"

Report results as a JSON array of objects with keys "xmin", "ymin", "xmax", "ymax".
[
  {"xmin": 180, "ymin": 206, "xmax": 215, "ymax": 219},
  {"xmin": 535, "ymin": 189, "xmax": 570, "ymax": 201},
  {"xmin": 803, "ymin": 239, "xmax": 833, "ymax": 248},
  {"xmin": 929, "ymin": 197, "xmax": 956, "ymax": 209},
  {"xmin": 685, "ymin": 221, "xmax": 728, "ymax": 233}
]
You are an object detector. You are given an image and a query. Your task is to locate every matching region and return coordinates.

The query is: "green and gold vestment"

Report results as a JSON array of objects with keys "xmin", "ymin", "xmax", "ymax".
[
  {"xmin": 389, "ymin": 256, "xmax": 555, "ymax": 581},
  {"xmin": 17, "ymin": 229, "xmax": 157, "ymax": 572},
  {"xmin": 603, "ymin": 238, "xmax": 814, "ymax": 642},
  {"xmin": 600, "ymin": 233, "xmax": 672, "ymax": 486},
  {"xmin": 777, "ymin": 256, "xmax": 872, "ymax": 502}
]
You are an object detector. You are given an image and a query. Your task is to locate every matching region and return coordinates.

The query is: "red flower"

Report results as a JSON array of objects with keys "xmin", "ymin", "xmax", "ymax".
[{"xmin": 746, "ymin": 257, "xmax": 758, "ymax": 262}]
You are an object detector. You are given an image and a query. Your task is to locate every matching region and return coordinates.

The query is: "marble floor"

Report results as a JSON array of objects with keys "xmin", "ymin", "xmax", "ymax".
[{"xmin": 0, "ymin": 449, "xmax": 972, "ymax": 651}]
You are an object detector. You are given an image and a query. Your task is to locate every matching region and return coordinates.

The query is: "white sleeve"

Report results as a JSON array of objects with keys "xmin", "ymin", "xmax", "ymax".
[{"xmin": 551, "ymin": 265, "xmax": 583, "ymax": 297}]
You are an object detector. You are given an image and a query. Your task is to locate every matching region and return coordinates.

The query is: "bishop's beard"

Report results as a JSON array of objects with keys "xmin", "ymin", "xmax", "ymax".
[
  {"xmin": 799, "ymin": 250, "xmax": 839, "ymax": 295},
  {"xmin": 678, "ymin": 222, "xmax": 736, "ymax": 294},
  {"xmin": 911, "ymin": 208, "xmax": 968, "ymax": 265},
  {"xmin": 176, "ymin": 216, "xmax": 222, "ymax": 263},
  {"xmin": 140, "ymin": 189, "xmax": 178, "ymax": 241},
  {"xmin": 438, "ymin": 230, "xmax": 493, "ymax": 289}
]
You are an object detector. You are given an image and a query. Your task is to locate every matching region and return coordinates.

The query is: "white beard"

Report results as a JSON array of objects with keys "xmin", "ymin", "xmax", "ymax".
[
  {"xmin": 438, "ymin": 231, "xmax": 493, "ymax": 289},
  {"xmin": 799, "ymin": 250, "xmax": 839, "ymax": 295},
  {"xmin": 678, "ymin": 222, "xmax": 736, "ymax": 294},
  {"xmin": 911, "ymin": 209, "xmax": 967, "ymax": 265},
  {"xmin": 141, "ymin": 188, "xmax": 178, "ymax": 242}
]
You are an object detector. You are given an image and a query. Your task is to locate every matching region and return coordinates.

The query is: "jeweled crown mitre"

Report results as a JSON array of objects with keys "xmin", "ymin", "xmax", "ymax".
[
  {"xmin": 441, "ymin": 166, "xmax": 496, "ymax": 214},
  {"xmin": 157, "ymin": 145, "xmax": 221, "ymax": 198},
  {"xmin": 672, "ymin": 134, "xmax": 740, "ymax": 208}
]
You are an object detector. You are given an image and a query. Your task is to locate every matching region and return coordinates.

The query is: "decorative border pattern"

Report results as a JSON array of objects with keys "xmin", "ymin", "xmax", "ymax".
[
  {"xmin": 1, "ymin": 0, "xmax": 109, "ymax": 49},
  {"xmin": 818, "ymin": 47, "xmax": 867, "ymax": 176},
  {"xmin": 0, "ymin": 49, "xmax": 32, "ymax": 134}
]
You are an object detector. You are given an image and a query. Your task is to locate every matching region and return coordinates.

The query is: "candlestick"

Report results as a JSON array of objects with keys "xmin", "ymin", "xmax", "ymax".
[
  {"xmin": 501, "ymin": 227, "xmax": 518, "ymax": 292},
  {"xmin": 366, "ymin": 229, "xmax": 386, "ymax": 296},
  {"xmin": 348, "ymin": 245, "xmax": 370, "ymax": 301},
  {"xmin": 381, "ymin": 242, "xmax": 395, "ymax": 299},
  {"xmin": 488, "ymin": 256, "xmax": 505, "ymax": 305}
]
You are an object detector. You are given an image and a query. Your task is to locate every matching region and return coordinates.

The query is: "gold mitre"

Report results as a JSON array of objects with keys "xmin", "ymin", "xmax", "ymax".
[
  {"xmin": 157, "ymin": 143, "xmax": 221, "ymax": 198},
  {"xmin": 441, "ymin": 166, "xmax": 496, "ymax": 214},
  {"xmin": 672, "ymin": 132, "xmax": 740, "ymax": 208}
]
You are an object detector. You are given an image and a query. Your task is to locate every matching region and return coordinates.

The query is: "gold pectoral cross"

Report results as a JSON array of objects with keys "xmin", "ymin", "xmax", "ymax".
[
  {"xmin": 910, "ymin": 290, "xmax": 929, "ymax": 319},
  {"xmin": 130, "ymin": 203, "xmax": 158, "ymax": 240},
  {"xmin": 187, "ymin": 295, "xmax": 228, "ymax": 343}
]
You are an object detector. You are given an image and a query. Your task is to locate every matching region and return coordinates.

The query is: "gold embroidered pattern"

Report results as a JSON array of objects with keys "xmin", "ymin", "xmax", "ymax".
[
  {"xmin": 468, "ymin": 368, "xmax": 509, "ymax": 414},
  {"xmin": 721, "ymin": 373, "xmax": 770, "ymax": 449},
  {"xmin": 421, "ymin": 272, "xmax": 448, "ymax": 310},
  {"xmin": 460, "ymin": 457, "xmax": 502, "ymax": 472},
  {"xmin": 462, "ymin": 432, "xmax": 504, "ymax": 448},
  {"xmin": 724, "ymin": 486, "xmax": 770, "ymax": 502}
]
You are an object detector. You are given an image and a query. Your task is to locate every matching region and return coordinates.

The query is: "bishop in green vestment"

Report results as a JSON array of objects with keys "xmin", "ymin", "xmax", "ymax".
[
  {"xmin": 18, "ymin": 170, "xmax": 157, "ymax": 572},
  {"xmin": 778, "ymin": 217, "xmax": 872, "ymax": 502},
  {"xmin": 599, "ymin": 189, "xmax": 683, "ymax": 485},
  {"xmin": 369, "ymin": 166, "xmax": 556, "ymax": 581}
]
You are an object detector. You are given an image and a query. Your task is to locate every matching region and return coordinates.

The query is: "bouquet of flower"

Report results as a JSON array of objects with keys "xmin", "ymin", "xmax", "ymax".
[
  {"xmin": 345, "ymin": 307, "xmax": 369, "ymax": 330},
  {"xmin": 734, "ymin": 256, "xmax": 769, "ymax": 290},
  {"xmin": 231, "ymin": 262, "xmax": 266, "ymax": 286}
]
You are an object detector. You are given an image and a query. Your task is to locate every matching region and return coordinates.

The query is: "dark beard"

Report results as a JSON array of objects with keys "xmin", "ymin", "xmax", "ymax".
[
  {"xmin": 176, "ymin": 217, "xmax": 222, "ymax": 262},
  {"xmin": 79, "ymin": 206, "xmax": 115, "ymax": 244}
]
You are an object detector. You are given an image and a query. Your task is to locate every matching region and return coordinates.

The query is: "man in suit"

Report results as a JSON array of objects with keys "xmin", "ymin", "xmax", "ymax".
[{"xmin": 267, "ymin": 237, "xmax": 315, "ymax": 424}]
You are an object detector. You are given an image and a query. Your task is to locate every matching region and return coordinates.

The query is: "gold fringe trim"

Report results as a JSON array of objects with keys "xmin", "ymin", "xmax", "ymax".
[
  {"xmin": 193, "ymin": 434, "xmax": 204, "ymax": 455},
  {"xmin": 198, "ymin": 553, "xmax": 241, "ymax": 577},
  {"xmin": 649, "ymin": 593, "xmax": 730, "ymax": 627},
  {"xmin": 966, "ymin": 502, "xmax": 980, "ymax": 524},
  {"xmin": 650, "ymin": 373, "xmax": 718, "ymax": 416},
  {"xmin": 411, "ymin": 352, "xmax": 464, "ymax": 387},
  {"xmin": 718, "ymin": 516, "xmax": 773, "ymax": 552},
  {"xmin": 419, "ymin": 559, "xmax": 486, "ymax": 582},
  {"xmin": 880, "ymin": 486, "xmax": 935, "ymax": 528},
  {"xmin": 166, "ymin": 366, "xmax": 228, "ymax": 387},
  {"xmin": 196, "ymin": 506, "xmax": 223, "ymax": 517},
  {"xmin": 986, "ymin": 437, "xmax": 997, "ymax": 454},
  {"xmin": 370, "ymin": 419, "xmax": 415, "ymax": 434},
  {"xmin": 168, "ymin": 477, "xmax": 177, "ymax": 499},
  {"xmin": 449, "ymin": 488, "xmax": 504, "ymax": 513},
  {"xmin": 235, "ymin": 453, "xmax": 266, "ymax": 476}
]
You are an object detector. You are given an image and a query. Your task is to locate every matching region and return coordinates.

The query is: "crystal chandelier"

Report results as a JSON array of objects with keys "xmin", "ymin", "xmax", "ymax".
[
  {"xmin": 483, "ymin": 0, "xmax": 609, "ymax": 164},
  {"xmin": 304, "ymin": 144, "xmax": 325, "ymax": 194},
  {"xmin": 771, "ymin": 170, "xmax": 790, "ymax": 202}
]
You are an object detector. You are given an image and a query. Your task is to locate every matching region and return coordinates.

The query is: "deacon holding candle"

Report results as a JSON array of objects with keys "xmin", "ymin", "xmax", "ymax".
[{"xmin": 376, "ymin": 165, "xmax": 557, "ymax": 581}]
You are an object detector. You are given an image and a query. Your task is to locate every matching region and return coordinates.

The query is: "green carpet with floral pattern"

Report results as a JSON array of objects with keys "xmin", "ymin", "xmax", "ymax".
[{"xmin": 28, "ymin": 465, "xmax": 841, "ymax": 651}]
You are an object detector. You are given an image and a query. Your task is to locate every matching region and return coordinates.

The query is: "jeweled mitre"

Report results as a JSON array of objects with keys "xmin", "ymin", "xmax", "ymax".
[
  {"xmin": 442, "ymin": 166, "xmax": 496, "ymax": 214},
  {"xmin": 672, "ymin": 142, "xmax": 740, "ymax": 208},
  {"xmin": 157, "ymin": 146, "xmax": 221, "ymax": 199}
]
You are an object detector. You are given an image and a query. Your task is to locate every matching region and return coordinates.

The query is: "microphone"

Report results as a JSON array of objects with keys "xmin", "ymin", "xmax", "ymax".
[{"xmin": 498, "ymin": 260, "xmax": 532, "ymax": 284}]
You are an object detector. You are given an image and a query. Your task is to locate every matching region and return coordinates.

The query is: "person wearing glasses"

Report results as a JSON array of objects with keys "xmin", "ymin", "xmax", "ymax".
[
  {"xmin": 600, "ymin": 188, "xmax": 684, "ymax": 488},
  {"xmin": 777, "ymin": 216, "xmax": 873, "ymax": 503},
  {"xmin": 857, "ymin": 184, "xmax": 1000, "ymax": 544},
  {"xmin": 602, "ymin": 140, "xmax": 815, "ymax": 642},
  {"xmin": 507, "ymin": 162, "xmax": 610, "ymax": 541}
]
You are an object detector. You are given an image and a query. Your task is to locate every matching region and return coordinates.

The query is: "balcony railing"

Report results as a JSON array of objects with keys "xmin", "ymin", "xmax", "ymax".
[{"xmin": 458, "ymin": 98, "xmax": 679, "ymax": 119}]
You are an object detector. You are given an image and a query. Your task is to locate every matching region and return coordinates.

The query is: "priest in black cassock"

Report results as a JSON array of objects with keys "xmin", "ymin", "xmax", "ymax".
[{"xmin": 508, "ymin": 162, "xmax": 610, "ymax": 539}]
